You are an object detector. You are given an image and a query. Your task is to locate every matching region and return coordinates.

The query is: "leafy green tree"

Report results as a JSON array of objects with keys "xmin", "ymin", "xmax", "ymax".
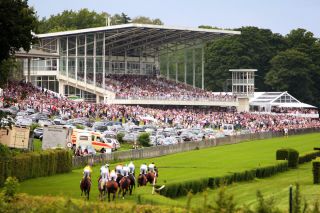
[
  {"xmin": 131, "ymin": 16, "xmax": 163, "ymax": 25},
  {"xmin": 265, "ymin": 49, "xmax": 314, "ymax": 103},
  {"xmin": 111, "ymin": 13, "xmax": 131, "ymax": 25},
  {"xmin": 0, "ymin": 0, "xmax": 37, "ymax": 85},
  {"xmin": 205, "ymin": 26, "xmax": 287, "ymax": 92},
  {"xmin": 37, "ymin": 9, "xmax": 109, "ymax": 33}
]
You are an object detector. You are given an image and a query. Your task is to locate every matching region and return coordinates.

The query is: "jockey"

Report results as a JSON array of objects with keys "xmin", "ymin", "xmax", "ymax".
[
  {"xmin": 99, "ymin": 163, "xmax": 110, "ymax": 182},
  {"xmin": 122, "ymin": 164, "xmax": 129, "ymax": 177},
  {"xmin": 140, "ymin": 163, "xmax": 148, "ymax": 175},
  {"xmin": 128, "ymin": 161, "xmax": 135, "ymax": 175},
  {"xmin": 109, "ymin": 169, "xmax": 117, "ymax": 181},
  {"xmin": 83, "ymin": 164, "xmax": 92, "ymax": 180},
  {"xmin": 148, "ymin": 162, "xmax": 155, "ymax": 173},
  {"xmin": 115, "ymin": 164, "xmax": 123, "ymax": 175}
]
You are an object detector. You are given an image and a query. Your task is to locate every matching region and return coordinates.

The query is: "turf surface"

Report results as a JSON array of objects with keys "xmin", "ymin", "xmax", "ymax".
[{"xmin": 18, "ymin": 133, "xmax": 320, "ymax": 208}]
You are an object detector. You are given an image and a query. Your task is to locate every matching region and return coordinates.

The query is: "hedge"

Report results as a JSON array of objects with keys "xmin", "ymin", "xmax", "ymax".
[
  {"xmin": 276, "ymin": 148, "xmax": 299, "ymax": 168},
  {"xmin": 159, "ymin": 161, "xmax": 288, "ymax": 198},
  {"xmin": 160, "ymin": 149, "xmax": 319, "ymax": 198},
  {"xmin": 312, "ymin": 158, "xmax": 320, "ymax": 184},
  {"xmin": 0, "ymin": 149, "xmax": 72, "ymax": 186},
  {"xmin": 299, "ymin": 150, "xmax": 320, "ymax": 164}
]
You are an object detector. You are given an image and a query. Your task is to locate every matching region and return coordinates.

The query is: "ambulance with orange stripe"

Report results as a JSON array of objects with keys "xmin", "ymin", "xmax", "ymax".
[{"xmin": 72, "ymin": 129, "xmax": 114, "ymax": 153}]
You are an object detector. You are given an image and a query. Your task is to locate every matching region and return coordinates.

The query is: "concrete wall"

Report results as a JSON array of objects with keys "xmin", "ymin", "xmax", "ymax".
[{"xmin": 72, "ymin": 128, "xmax": 320, "ymax": 168}]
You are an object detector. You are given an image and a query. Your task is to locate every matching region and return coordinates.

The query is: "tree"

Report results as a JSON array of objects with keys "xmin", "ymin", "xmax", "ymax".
[
  {"xmin": 265, "ymin": 49, "xmax": 314, "ymax": 103},
  {"xmin": 110, "ymin": 13, "xmax": 131, "ymax": 25},
  {"xmin": 131, "ymin": 16, "xmax": 163, "ymax": 25},
  {"xmin": 37, "ymin": 9, "xmax": 109, "ymax": 33},
  {"xmin": 204, "ymin": 26, "xmax": 287, "ymax": 92},
  {"xmin": 0, "ymin": 0, "xmax": 37, "ymax": 71}
]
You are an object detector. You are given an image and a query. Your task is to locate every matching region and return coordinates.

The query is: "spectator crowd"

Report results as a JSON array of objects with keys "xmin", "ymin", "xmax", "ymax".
[
  {"xmin": 1, "ymin": 80, "xmax": 320, "ymax": 133},
  {"xmin": 104, "ymin": 74, "xmax": 236, "ymax": 102}
]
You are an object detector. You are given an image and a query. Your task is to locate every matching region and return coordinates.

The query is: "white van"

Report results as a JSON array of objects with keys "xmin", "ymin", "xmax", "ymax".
[{"xmin": 221, "ymin": 124, "xmax": 235, "ymax": 136}]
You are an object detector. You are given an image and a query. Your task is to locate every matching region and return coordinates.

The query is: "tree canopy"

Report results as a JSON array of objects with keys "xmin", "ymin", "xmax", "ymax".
[
  {"xmin": 0, "ymin": 0, "xmax": 37, "ymax": 62},
  {"xmin": 204, "ymin": 26, "xmax": 320, "ymax": 107},
  {"xmin": 0, "ymin": 0, "xmax": 37, "ymax": 87},
  {"xmin": 37, "ymin": 9, "xmax": 164, "ymax": 33}
]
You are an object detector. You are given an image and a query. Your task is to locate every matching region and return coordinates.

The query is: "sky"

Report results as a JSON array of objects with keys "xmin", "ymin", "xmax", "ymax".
[{"xmin": 28, "ymin": 0, "xmax": 320, "ymax": 37}]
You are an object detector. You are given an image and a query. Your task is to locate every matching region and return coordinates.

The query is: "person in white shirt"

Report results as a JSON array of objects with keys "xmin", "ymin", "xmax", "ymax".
[
  {"xmin": 128, "ymin": 161, "xmax": 135, "ymax": 175},
  {"xmin": 140, "ymin": 163, "xmax": 148, "ymax": 175},
  {"xmin": 122, "ymin": 164, "xmax": 129, "ymax": 177},
  {"xmin": 148, "ymin": 162, "xmax": 155, "ymax": 173}
]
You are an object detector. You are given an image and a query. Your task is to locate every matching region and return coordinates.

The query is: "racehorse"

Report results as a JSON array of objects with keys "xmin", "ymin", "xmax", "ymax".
[
  {"xmin": 137, "ymin": 174, "xmax": 147, "ymax": 187},
  {"xmin": 80, "ymin": 175, "xmax": 91, "ymax": 200},
  {"xmin": 146, "ymin": 172, "xmax": 156, "ymax": 185},
  {"xmin": 119, "ymin": 176, "xmax": 131, "ymax": 199},
  {"xmin": 106, "ymin": 180, "xmax": 118, "ymax": 202},
  {"xmin": 127, "ymin": 173, "xmax": 135, "ymax": 193},
  {"xmin": 98, "ymin": 178, "xmax": 107, "ymax": 200}
]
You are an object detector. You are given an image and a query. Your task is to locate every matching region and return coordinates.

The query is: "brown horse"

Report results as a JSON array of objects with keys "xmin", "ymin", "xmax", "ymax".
[
  {"xmin": 106, "ymin": 180, "xmax": 118, "ymax": 202},
  {"xmin": 137, "ymin": 174, "xmax": 147, "ymax": 187},
  {"xmin": 98, "ymin": 178, "xmax": 107, "ymax": 200},
  {"xmin": 127, "ymin": 173, "xmax": 135, "ymax": 193},
  {"xmin": 146, "ymin": 172, "xmax": 156, "ymax": 185},
  {"xmin": 80, "ymin": 175, "xmax": 91, "ymax": 200},
  {"xmin": 119, "ymin": 176, "xmax": 131, "ymax": 199}
]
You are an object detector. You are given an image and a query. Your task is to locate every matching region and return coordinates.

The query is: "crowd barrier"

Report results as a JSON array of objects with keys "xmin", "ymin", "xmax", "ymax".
[{"xmin": 72, "ymin": 128, "xmax": 320, "ymax": 168}]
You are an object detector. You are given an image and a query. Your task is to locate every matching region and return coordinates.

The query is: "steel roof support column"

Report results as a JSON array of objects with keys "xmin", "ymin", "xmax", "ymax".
[
  {"xmin": 184, "ymin": 49, "xmax": 187, "ymax": 84},
  {"xmin": 75, "ymin": 36, "xmax": 78, "ymax": 82},
  {"xmin": 124, "ymin": 49, "xmax": 127, "ymax": 74},
  {"xmin": 166, "ymin": 47, "xmax": 169, "ymax": 79},
  {"xmin": 201, "ymin": 45, "xmax": 204, "ymax": 90},
  {"xmin": 84, "ymin": 35, "xmax": 87, "ymax": 84},
  {"xmin": 66, "ymin": 36, "xmax": 69, "ymax": 79},
  {"xmin": 102, "ymin": 32, "xmax": 105, "ymax": 89},
  {"xmin": 108, "ymin": 49, "xmax": 112, "ymax": 75},
  {"xmin": 139, "ymin": 49, "xmax": 142, "ymax": 75},
  {"xmin": 192, "ymin": 48, "xmax": 195, "ymax": 88},
  {"xmin": 27, "ymin": 58, "xmax": 31, "ymax": 83},
  {"xmin": 175, "ymin": 61, "xmax": 178, "ymax": 83},
  {"xmin": 93, "ymin": 33, "xmax": 96, "ymax": 87}
]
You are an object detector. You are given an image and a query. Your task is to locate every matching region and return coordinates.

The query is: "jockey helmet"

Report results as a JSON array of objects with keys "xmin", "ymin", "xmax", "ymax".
[{"xmin": 105, "ymin": 163, "xmax": 109, "ymax": 168}]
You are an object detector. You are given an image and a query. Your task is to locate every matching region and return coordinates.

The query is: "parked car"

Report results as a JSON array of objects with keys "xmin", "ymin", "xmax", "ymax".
[{"xmin": 33, "ymin": 127, "xmax": 44, "ymax": 139}]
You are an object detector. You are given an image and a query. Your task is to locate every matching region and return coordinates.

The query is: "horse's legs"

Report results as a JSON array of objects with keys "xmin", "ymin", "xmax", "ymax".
[{"xmin": 108, "ymin": 191, "xmax": 111, "ymax": 202}]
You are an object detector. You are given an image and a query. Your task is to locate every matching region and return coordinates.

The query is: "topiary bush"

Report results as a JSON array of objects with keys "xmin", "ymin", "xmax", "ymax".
[
  {"xmin": 288, "ymin": 149, "xmax": 299, "ymax": 168},
  {"xmin": 276, "ymin": 148, "xmax": 299, "ymax": 168},
  {"xmin": 276, "ymin": 148, "xmax": 288, "ymax": 160},
  {"xmin": 137, "ymin": 132, "xmax": 150, "ymax": 147},
  {"xmin": 117, "ymin": 132, "xmax": 125, "ymax": 143},
  {"xmin": 3, "ymin": 176, "xmax": 19, "ymax": 201},
  {"xmin": 312, "ymin": 158, "xmax": 320, "ymax": 184},
  {"xmin": 0, "ymin": 149, "xmax": 72, "ymax": 186},
  {"xmin": 299, "ymin": 151, "xmax": 320, "ymax": 164}
]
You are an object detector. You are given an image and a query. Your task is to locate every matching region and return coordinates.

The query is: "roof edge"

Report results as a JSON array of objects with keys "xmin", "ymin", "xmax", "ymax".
[{"xmin": 36, "ymin": 23, "xmax": 241, "ymax": 38}]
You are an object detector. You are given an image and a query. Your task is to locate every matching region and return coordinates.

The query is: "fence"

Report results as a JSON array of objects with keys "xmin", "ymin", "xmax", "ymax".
[{"xmin": 72, "ymin": 128, "xmax": 320, "ymax": 168}]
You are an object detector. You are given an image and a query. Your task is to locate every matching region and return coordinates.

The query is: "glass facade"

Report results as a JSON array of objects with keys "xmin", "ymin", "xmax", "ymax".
[
  {"xmin": 31, "ymin": 76, "xmax": 59, "ymax": 93},
  {"xmin": 64, "ymin": 85, "xmax": 96, "ymax": 102},
  {"xmin": 56, "ymin": 32, "xmax": 156, "ymax": 88}
]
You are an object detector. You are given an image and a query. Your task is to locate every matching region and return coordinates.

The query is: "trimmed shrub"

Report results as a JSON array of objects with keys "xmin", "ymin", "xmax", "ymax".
[
  {"xmin": 288, "ymin": 149, "xmax": 299, "ymax": 168},
  {"xmin": 0, "ymin": 149, "xmax": 72, "ymax": 186},
  {"xmin": 117, "ymin": 132, "xmax": 125, "ymax": 143},
  {"xmin": 138, "ymin": 132, "xmax": 151, "ymax": 147},
  {"xmin": 276, "ymin": 148, "xmax": 288, "ymax": 160},
  {"xmin": 312, "ymin": 158, "xmax": 320, "ymax": 184},
  {"xmin": 276, "ymin": 148, "xmax": 299, "ymax": 168},
  {"xmin": 299, "ymin": 151, "xmax": 320, "ymax": 164},
  {"xmin": 160, "ymin": 161, "xmax": 288, "ymax": 198}
]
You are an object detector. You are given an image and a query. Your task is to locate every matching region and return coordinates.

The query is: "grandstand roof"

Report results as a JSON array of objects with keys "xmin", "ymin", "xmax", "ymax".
[
  {"xmin": 250, "ymin": 92, "xmax": 317, "ymax": 108},
  {"xmin": 36, "ymin": 23, "xmax": 240, "ymax": 57}
]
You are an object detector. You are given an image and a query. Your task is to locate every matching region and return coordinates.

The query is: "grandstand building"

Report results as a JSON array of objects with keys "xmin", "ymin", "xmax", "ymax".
[{"xmin": 20, "ymin": 23, "xmax": 241, "ymax": 108}]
